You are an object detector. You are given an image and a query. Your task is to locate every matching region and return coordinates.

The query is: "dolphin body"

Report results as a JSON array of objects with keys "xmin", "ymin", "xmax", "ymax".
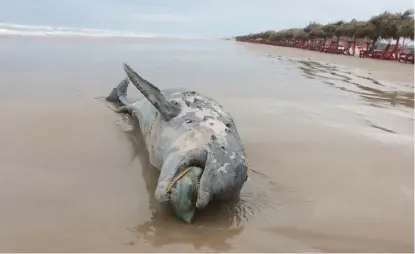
[{"xmin": 106, "ymin": 64, "xmax": 248, "ymax": 223}]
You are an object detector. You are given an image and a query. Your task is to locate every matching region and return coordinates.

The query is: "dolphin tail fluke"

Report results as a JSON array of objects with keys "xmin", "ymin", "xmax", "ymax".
[
  {"xmin": 123, "ymin": 63, "xmax": 181, "ymax": 121},
  {"xmin": 106, "ymin": 77, "xmax": 131, "ymax": 106}
]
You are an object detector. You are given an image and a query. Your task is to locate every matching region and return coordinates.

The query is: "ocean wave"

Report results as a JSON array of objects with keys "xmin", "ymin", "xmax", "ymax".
[{"xmin": 0, "ymin": 22, "xmax": 205, "ymax": 40}]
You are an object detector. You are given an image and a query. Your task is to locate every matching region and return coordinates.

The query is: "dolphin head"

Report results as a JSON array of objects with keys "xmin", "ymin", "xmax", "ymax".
[
  {"xmin": 154, "ymin": 138, "xmax": 248, "ymax": 219},
  {"xmin": 162, "ymin": 144, "xmax": 247, "ymax": 222},
  {"xmin": 154, "ymin": 114, "xmax": 248, "ymax": 215}
]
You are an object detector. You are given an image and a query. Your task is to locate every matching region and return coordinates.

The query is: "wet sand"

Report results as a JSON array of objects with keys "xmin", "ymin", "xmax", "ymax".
[
  {"xmin": 239, "ymin": 42, "xmax": 414, "ymax": 84},
  {"xmin": 0, "ymin": 37, "xmax": 413, "ymax": 252}
]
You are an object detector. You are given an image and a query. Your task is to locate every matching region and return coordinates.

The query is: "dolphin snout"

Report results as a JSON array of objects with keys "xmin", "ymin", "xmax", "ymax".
[{"xmin": 155, "ymin": 148, "xmax": 208, "ymax": 204}]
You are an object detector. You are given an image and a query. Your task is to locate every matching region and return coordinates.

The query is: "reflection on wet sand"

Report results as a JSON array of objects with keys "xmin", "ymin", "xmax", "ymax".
[
  {"xmin": 264, "ymin": 56, "xmax": 414, "ymax": 137},
  {"xmin": 266, "ymin": 226, "xmax": 413, "ymax": 253},
  {"xmin": 287, "ymin": 58, "xmax": 414, "ymax": 109}
]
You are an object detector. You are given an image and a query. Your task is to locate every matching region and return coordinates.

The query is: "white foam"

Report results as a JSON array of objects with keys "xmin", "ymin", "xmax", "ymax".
[{"xmin": 0, "ymin": 22, "xmax": 206, "ymax": 40}]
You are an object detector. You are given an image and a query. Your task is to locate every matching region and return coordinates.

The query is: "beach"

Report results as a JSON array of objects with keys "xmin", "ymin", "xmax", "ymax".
[{"xmin": 0, "ymin": 36, "xmax": 413, "ymax": 252}]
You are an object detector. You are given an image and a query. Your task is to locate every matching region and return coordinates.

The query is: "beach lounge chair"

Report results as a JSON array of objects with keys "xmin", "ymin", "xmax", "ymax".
[
  {"xmin": 337, "ymin": 40, "xmax": 349, "ymax": 55},
  {"xmin": 295, "ymin": 41, "xmax": 303, "ymax": 48},
  {"xmin": 373, "ymin": 44, "xmax": 395, "ymax": 60},
  {"xmin": 337, "ymin": 41, "xmax": 344, "ymax": 54},
  {"xmin": 343, "ymin": 40, "xmax": 353, "ymax": 55},
  {"xmin": 317, "ymin": 41, "xmax": 323, "ymax": 52},
  {"xmin": 321, "ymin": 40, "xmax": 332, "ymax": 53},
  {"xmin": 399, "ymin": 47, "xmax": 414, "ymax": 64},
  {"xmin": 359, "ymin": 42, "xmax": 373, "ymax": 58},
  {"xmin": 307, "ymin": 41, "xmax": 315, "ymax": 50},
  {"xmin": 407, "ymin": 54, "xmax": 414, "ymax": 64},
  {"xmin": 325, "ymin": 41, "xmax": 338, "ymax": 54},
  {"xmin": 317, "ymin": 41, "xmax": 325, "ymax": 51},
  {"xmin": 381, "ymin": 44, "xmax": 397, "ymax": 60}
]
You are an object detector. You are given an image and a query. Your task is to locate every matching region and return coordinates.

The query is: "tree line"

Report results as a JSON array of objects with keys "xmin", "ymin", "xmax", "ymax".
[{"xmin": 235, "ymin": 9, "xmax": 414, "ymax": 51}]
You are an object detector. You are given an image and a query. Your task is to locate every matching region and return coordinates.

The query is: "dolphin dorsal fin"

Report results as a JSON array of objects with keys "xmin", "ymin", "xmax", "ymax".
[{"xmin": 123, "ymin": 63, "xmax": 181, "ymax": 120}]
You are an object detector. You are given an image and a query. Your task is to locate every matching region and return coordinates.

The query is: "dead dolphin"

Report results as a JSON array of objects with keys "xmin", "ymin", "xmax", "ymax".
[{"xmin": 106, "ymin": 63, "xmax": 248, "ymax": 222}]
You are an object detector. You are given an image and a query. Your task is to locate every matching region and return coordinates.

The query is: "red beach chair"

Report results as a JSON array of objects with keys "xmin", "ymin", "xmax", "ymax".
[
  {"xmin": 321, "ymin": 40, "xmax": 332, "ymax": 52},
  {"xmin": 336, "ymin": 40, "xmax": 347, "ymax": 54},
  {"xmin": 381, "ymin": 44, "xmax": 397, "ymax": 60},
  {"xmin": 316, "ymin": 40, "xmax": 325, "ymax": 51},
  {"xmin": 326, "ymin": 41, "xmax": 339, "ymax": 54},
  {"xmin": 399, "ymin": 47, "xmax": 414, "ymax": 64},
  {"xmin": 308, "ymin": 41, "xmax": 316, "ymax": 50},
  {"xmin": 373, "ymin": 43, "xmax": 393, "ymax": 59},
  {"xmin": 341, "ymin": 40, "xmax": 352, "ymax": 55},
  {"xmin": 359, "ymin": 42, "xmax": 373, "ymax": 58},
  {"xmin": 407, "ymin": 54, "xmax": 414, "ymax": 64},
  {"xmin": 382, "ymin": 44, "xmax": 397, "ymax": 60}
]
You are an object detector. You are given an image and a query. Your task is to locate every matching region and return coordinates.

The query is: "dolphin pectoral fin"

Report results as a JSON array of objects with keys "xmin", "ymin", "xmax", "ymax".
[{"xmin": 123, "ymin": 63, "xmax": 181, "ymax": 121}]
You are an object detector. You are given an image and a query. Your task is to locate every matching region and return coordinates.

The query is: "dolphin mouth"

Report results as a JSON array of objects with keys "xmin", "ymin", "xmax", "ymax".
[
  {"xmin": 186, "ymin": 157, "xmax": 207, "ymax": 195},
  {"xmin": 165, "ymin": 156, "xmax": 207, "ymax": 201},
  {"xmin": 165, "ymin": 158, "xmax": 207, "ymax": 223},
  {"xmin": 180, "ymin": 155, "xmax": 208, "ymax": 171}
]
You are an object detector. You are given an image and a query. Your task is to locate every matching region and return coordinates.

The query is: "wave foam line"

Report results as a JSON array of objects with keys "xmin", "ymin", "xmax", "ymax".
[{"xmin": 0, "ymin": 22, "xmax": 206, "ymax": 40}]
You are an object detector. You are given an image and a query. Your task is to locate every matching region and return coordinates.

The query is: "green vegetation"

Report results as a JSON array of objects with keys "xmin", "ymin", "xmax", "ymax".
[{"xmin": 235, "ymin": 9, "xmax": 414, "ymax": 55}]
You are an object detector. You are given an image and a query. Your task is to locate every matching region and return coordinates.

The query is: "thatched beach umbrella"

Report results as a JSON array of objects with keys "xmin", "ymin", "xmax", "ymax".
[
  {"xmin": 293, "ymin": 29, "xmax": 308, "ymax": 42},
  {"xmin": 347, "ymin": 20, "xmax": 375, "ymax": 55},
  {"xmin": 397, "ymin": 9, "xmax": 414, "ymax": 53},
  {"xmin": 333, "ymin": 21, "xmax": 346, "ymax": 45},
  {"xmin": 322, "ymin": 23, "xmax": 336, "ymax": 44},
  {"xmin": 369, "ymin": 11, "xmax": 394, "ymax": 50},
  {"xmin": 235, "ymin": 7, "xmax": 414, "ymax": 58},
  {"xmin": 399, "ymin": 17, "xmax": 415, "ymax": 41}
]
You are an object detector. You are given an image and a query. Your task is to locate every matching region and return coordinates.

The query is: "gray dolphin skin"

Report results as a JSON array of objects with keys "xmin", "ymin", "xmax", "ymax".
[{"xmin": 106, "ymin": 63, "xmax": 248, "ymax": 223}]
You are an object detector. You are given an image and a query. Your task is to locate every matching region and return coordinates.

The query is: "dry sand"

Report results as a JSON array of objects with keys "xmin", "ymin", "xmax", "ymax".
[{"xmin": 0, "ymin": 38, "xmax": 413, "ymax": 252}]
